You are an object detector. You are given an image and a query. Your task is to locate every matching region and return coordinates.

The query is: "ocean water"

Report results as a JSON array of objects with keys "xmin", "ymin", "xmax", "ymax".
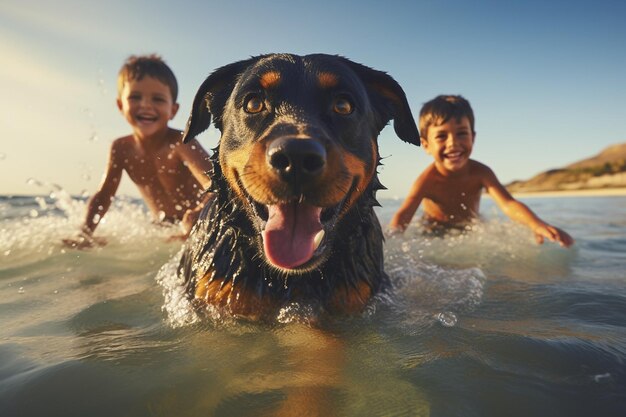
[{"xmin": 1, "ymin": 188, "xmax": 625, "ymax": 417}]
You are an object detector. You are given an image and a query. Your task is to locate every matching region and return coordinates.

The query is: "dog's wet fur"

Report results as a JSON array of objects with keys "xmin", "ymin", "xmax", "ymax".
[{"xmin": 179, "ymin": 53, "xmax": 419, "ymax": 321}]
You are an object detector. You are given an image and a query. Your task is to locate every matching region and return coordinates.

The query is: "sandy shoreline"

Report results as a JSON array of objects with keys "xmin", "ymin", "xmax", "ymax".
[{"xmin": 511, "ymin": 187, "xmax": 626, "ymax": 198}]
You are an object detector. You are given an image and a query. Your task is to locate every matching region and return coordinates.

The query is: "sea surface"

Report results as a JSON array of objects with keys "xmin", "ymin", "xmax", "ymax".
[{"xmin": 1, "ymin": 189, "xmax": 625, "ymax": 417}]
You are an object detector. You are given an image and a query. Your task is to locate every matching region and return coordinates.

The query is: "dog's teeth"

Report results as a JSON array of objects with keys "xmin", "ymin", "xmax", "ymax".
[{"xmin": 313, "ymin": 230, "xmax": 325, "ymax": 250}]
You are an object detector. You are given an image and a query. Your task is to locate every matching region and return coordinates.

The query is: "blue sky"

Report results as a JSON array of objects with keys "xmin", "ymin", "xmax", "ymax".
[{"xmin": 1, "ymin": 0, "xmax": 625, "ymax": 199}]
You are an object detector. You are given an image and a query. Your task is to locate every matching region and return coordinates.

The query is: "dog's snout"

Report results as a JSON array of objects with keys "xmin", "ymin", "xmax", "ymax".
[{"xmin": 267, "ymin": 138, "xmax": 326, "ymax": 181}]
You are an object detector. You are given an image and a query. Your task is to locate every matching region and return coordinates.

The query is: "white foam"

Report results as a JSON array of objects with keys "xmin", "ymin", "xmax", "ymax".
[{"xmin": 155, "ymin": 250, "xmax": 201, "ymax": 328}]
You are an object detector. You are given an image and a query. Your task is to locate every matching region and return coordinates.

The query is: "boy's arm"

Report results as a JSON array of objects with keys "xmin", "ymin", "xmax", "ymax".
[
  {"xmin": 174, "ymin": 137, "xmax": 214, "ymax": 236},
  {"xmin": 82, "ymin": 144, "xmax": 124, "ymax": 236},
  {"xmin": 63, "ymin": 144, "xmax": 123, "ymax": 249},
  {"xmin": 482, "ymin": 166, "xmax": 574, "ymax": 247},
  {"xmin": 63, "ymin": 143, "xmax": 123, "ymax": 250},
  {"xmin": 175, "ymin": 137, "xmax": 213, "ymax": 191},
  {"xmin": 389, "ymin": 172, "xmax": 428, "ymax": 233}
]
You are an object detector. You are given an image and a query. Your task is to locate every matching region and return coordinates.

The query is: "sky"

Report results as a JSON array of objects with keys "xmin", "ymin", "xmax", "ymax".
[{"xmin": 1, "ymin": 0, "xmax": 625, "ymax": 200}]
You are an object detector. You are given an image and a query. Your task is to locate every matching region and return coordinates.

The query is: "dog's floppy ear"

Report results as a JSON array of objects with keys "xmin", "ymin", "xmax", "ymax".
[
  {"xmin": 182, "ymin": 57, "xmax": 260, "ymax": 143},
  {"xmin": 339, "ymin": 58, "xmax": 420, "ymax": 146}
]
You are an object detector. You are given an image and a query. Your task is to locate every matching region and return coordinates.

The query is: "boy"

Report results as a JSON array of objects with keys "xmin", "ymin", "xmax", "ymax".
[
  {"xmin": 389, "ymin": 95, "xmax": 573, "ymax": 247},
  {"xmin": 64, "ymin": 55, "xmax": 213, "ymax": 249}
]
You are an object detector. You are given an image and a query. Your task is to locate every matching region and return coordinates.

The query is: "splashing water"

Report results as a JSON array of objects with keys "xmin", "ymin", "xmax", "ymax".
[
  {"xmin": 156, "ymin": 251, "xmax": 200, "ymax": 328},
  {"xmin": 2, "ymin": 194, "xmax": 625, "ymax": 417},
  {"xmin": 0, "ymin": 181, "xmax": 179, "ymax": 269}
]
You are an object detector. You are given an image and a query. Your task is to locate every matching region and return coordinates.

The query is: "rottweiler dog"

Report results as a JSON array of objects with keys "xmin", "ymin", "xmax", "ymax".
[{"xmin": 180, "ymin": 53, "xmax": 419, "ymax": 321}]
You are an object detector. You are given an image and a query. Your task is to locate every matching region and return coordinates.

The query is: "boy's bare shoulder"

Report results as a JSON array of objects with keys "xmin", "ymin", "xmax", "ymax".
[
  {"xmin": 111, "ymin": 134, "xmax": 135, "ymax": 148},
  {"xmin": 415, "ymin": 163, "xmax": 437, "ymax": 184},
  {"xmin": 108, "ymin": 135, "xmax": 139, "ymax": 163},
  {"xmin": 164, "ymin": 128, "xmax": 184, "ymax": 144},
  {"xmin": 468, "ymin": 159, "xmax": 496, "ymax": 177}
]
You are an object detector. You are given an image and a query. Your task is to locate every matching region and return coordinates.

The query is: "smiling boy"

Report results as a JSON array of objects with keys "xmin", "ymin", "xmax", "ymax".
[
  {"xmin": 64, "ymin": 55, "xmax": 212, "ymax": 248},
  {"xmin": 389, "ymin": 95, "xmax": 573, "ymax": 247}
]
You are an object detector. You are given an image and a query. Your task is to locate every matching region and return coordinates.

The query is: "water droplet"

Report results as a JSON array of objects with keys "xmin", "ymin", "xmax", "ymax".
[
  {"xmin": 18, "ymin": 287, "xmax": 25, "ymax": 294},
  {"xmin": 4, "ymin": 250, "xmax": 11, "ymax": 256},
  {"xmin": 175, "ymin": 204, "xmax": 183, "ymax": 211},
  {"xmin": 460, "ymin": 203, "xmax": 467, "ymax": 210},
  {"xmin": 35, "ymin": 196, "xmax": 48, "ymax": 209},
  {"xmin": 158, "ymin": 211, "xmax": 166, "ymax": 221},
  {"xmin": 593, "ymin": 373, "xmax": 611, "ymax": 383},
  {"xmin": 89, "ymin": 133, "xmax": 99, "ymax": 142},
  {"xmin": 93, "ymin": 214, "xmax": 101, "ymax": 224},
  {"xmin": 29, "ymin": 209, "xmax": 39, "ymax": 218},
  {"xmin": 436, "ymin": 311, "xmax": 458, "ymax": 327},
  {"xmin": 82, "ymin": 173, "xmax": 91, "ymax": 181},
  {"xmin": 26, "ymin": 178, "xmax": 42, "ymax": 187},
  {"xmin": 0, "ymin": 152, "xmax": 6, "ymax": 160}
]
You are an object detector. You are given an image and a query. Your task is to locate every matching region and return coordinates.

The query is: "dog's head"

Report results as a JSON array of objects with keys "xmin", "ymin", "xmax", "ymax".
[{"xmin": 183, "ymin": 53, "xmax": 418, "ymax": 273}]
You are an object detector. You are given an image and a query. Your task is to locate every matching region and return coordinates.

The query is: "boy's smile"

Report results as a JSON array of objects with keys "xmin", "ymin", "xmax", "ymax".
[
  {"xmin": 422, "ymin": 116, "xmax": 475, "ymax": 174},
  {"xmin": 117, "ymin": 76, "xmax": 179, "ymax": 139}
]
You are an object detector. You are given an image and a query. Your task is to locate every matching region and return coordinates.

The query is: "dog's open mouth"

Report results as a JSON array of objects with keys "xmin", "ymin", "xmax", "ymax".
[
  {"xmin": 241, "ymin": 178, "xmax": 357, "ymax": 271},
  {"xmin": 261, "ymin": 203, "xmax": 324, "ymax": 269}
]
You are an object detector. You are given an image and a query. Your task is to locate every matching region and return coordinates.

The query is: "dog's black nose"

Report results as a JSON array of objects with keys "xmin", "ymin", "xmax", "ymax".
[{"xmin": 267, "ymin": 138, "xmax": 326, "ymax": 182}]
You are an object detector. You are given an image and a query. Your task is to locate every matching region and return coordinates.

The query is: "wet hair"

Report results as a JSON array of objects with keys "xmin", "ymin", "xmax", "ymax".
[
  {"xmin": 117, "ymin": 54, "xmax": 178, "ymax": 101},
  {"xmin": 419, "ymin": 95, "xmax": 475, "ymax": 139}
]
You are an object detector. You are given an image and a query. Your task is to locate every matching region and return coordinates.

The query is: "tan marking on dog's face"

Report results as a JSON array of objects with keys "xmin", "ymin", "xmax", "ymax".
[
  {"xmin": 340, "ymin": 139, "xmax": 378, "ymax": 214},
  {"xmin": 259, "ymin": 71, "xmax": 281, "ymax": 89},
  {"xmin": 221, "ymin": 135, "xmax": 377, "ymax": 213},
  {"xmin": 317, "ymin": 72, "xmax": 339, "ymax": 88},
  {"xmin": 220, "ymin": 143, "xmax": 259, "ymax": 203}
]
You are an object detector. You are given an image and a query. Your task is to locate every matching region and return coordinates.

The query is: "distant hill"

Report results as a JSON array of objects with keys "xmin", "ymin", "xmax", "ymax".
[{"xmin": 506, "ymin": 142, "xmax": 626, "ymax": 193}]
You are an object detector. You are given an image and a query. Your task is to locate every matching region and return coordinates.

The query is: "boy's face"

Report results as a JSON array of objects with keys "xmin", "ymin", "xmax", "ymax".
[
  {"xmin": 421, "ymin": 116, "xmax": 475, "ymax": 174},
  {"xmin": 117, "ymin": 76, "xmax": 179, "ymax": 139}
]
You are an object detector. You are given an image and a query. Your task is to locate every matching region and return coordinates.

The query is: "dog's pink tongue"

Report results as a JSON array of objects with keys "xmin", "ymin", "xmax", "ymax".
[{"xmin": 262, "ymin": 203, "xmax": 322, "ymax": 269}]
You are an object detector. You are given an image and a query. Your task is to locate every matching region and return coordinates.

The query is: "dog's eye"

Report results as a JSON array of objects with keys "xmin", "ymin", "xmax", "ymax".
[
  {"xmin": 245, "ymin": 95, "xmax": 265, "ymax": 114},
  {"xmin": 332, "ymin": 97, "xmax": 353, "ymax": 115}
]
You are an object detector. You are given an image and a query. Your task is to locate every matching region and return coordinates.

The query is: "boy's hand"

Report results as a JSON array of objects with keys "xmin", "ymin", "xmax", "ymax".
[
  {"xmin": 166, "ymin": 233, "xmax": 188, "ymax": 243},
  {"xmin": 533, "ymin": 224, "xmax": 574, "ymax": 248},
  {"xmin": 181, "ymin": 208, "xmax": 200, "ymax": 235},
  {"xmin": 385, "ymin": 225, "xmax": 405, "ymax": 238},
  {"xmin": 165, "ymin": 211, "xmax": 197, "ymax": 243},
  {"xmin": 62, "ymin": 232, "xmax": 107, "ymax": 250}
]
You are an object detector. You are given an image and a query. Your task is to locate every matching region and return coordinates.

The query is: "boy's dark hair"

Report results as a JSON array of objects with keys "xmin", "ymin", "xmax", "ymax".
[
  {"xmin": 117, "ymin": 54, "xmax": 178, "ymax": 101},
  {"xmin": 419, "ymin": 95, "xmax": 475, "ymax": 139}
]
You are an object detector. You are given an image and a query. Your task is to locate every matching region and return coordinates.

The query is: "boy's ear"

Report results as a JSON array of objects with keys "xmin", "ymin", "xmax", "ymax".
[
  {"xmin": 170, "ymin": 102, "xmax": 180, "ymax": 120},
  {"xmin": 116, "ymin": 98, "xmax": 123, "ymax": 113},
  {"xmin": 337, "ymin": 57, "xmax": 420, "ymax": 146},
  {"xmin": 182, "ymin": 57, "xmax": 260, "ymax": 144}
]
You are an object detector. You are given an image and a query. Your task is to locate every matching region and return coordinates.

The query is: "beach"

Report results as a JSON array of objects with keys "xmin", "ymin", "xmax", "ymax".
[{"xmin": 512, "ymin": 187, "xmax": 626, "ymax": 198}]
